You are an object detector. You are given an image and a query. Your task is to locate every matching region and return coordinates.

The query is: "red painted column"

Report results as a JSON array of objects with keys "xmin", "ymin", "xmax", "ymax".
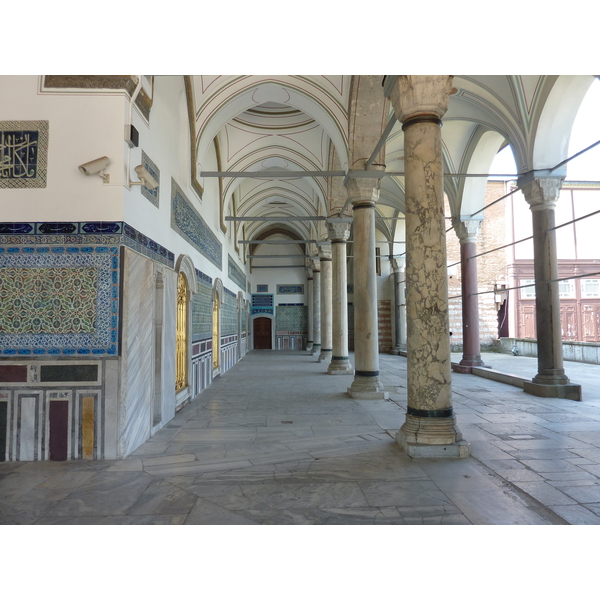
[{"xmin": 453, "ymin": 219, "xmax": 485, "ymax": 368}]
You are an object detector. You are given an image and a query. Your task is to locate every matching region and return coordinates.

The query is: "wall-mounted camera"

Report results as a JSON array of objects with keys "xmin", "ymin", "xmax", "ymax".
[
  {"xmin": 132, "ymin": 164, "xmax": 159, "ymax": 190},
  {"xmin": 78, "ymin": 156, "xmax": 110, "ymax": 183}
]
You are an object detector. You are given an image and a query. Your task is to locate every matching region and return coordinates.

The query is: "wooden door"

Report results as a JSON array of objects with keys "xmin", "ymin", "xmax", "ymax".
[{"xmin": 254, "ymin": 317, "xmax": 272, "ymax": 349}]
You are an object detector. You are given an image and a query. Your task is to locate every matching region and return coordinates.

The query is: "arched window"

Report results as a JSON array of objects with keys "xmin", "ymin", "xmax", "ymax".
[{"xmin": 176, "ymin": 272, "xmax": 188, "ymax": 392}]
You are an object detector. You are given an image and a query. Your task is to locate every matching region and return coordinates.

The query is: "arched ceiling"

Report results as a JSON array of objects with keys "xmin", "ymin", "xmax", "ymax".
[{"xmin": 189, "ymin": 75, "xmax": 595, "ymax": 251}]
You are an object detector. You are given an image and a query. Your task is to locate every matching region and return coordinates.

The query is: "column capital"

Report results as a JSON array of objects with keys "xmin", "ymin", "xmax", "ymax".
[
  {"xmin": 452, "ymin": 217, "xmax": 482, "ymax": 244},
  {"xmin": 318, "ymin": 243, "xmax": 332, "ymax": 260},
  {"xmin": 345, "ymin": 178, "xmax": 381, "ymax": 207},
  {"xmin": 327, "ymin": 218, "xmax": 352, "ymax": 242},
  {"xmin": 391, "ymin": 256, "xmax": 405, "ymax": 272},
  {"xmin": 387, "ymin": 75, "xmax": 455, "ymax": 125},
  {"xmin": 518, "ymin": 176, "xmax": 563, "ymax": 211},
  {"xmin": 309, "ymin": 256, "xmax": 320, "ymax": 272}
]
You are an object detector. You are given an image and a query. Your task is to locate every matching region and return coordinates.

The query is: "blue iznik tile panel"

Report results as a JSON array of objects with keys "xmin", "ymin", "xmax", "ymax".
[
  {"xmin": 275, "ymin": 305, "xmax": 308, "ymax": 332},
  {"xmin": 228, "ymin": 254, "xmax": 246, "ymax": 290},
  {"xmin": 221, "ymin": 288, "xmax": 237, "ymax": 335},
  {"xmin": 141, "ymin": 150, "xmax": 159, "ymax": 207},
  {"xmin": 192, "ymin": 272, "xmax": 213, "ymax": 342},
  {"xmin": 0, "ymin": 121, "xmax": 49, "ymax": 189},
  {"xmin": 0, "ymin": 246, "xmax": 119, "ymax": 355},
  {"xmin": 251, "ymin": 294, "xmax": 273, "ymax": 315},
  {"xmin": 171, "ymin": 178, "xmax": 222, "ymax": 269}
]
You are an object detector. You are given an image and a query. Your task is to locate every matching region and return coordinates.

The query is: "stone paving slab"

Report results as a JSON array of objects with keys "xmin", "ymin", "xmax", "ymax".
[{"xmin": 4, "ymin": 350, "xmax": 600, "ymax": 525}]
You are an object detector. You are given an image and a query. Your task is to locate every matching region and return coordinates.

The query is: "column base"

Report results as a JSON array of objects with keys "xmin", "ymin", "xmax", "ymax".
[
  {"xmin": 533, "ymin": 370, "xmax": 569, "ymax": 386},
  {"xmin": 311, "ymin": 344, "xmax": 321, "ymax": 356},
  {"xmin": 347, "ymin": 375, "xmax": 389, "ymax": 399},
  {"xmin": 327, "ymin": 357, "xmax": 354, "ymax": 375},
  {"xmin": 459, "ymin": 354, "xmax": 486, "ymax": 367},
  {"xmin": 318, "ymin": 349, "xmax": 332, "ymax": 363},
  {"xmin": 306, "ymin": 341, "xmax": 313, "ymax": 352},
  {"xmin": 396, "ymin": 432, "xmax": 471, "ymax": 458},
  {"xmin": 389, "ymin": 348, "xmax": 402, "ymax": 355},
  {"xmin": 397, "ymin": 413, "xmax": 464, "ymax": 447},
  {"xmin": 523, "ymin": 380, "xmax": 582, "ymax": 401}
]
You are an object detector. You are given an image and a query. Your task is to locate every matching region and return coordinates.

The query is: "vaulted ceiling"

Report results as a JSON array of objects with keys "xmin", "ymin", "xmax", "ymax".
[{"xmin": 188, "ymin": 75, "xmax": 596, "ymax": 257}]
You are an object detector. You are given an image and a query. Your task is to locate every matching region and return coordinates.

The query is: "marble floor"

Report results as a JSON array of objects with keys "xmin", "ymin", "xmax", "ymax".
[{"xmin": 2, "ymin": 349, "xmax": 600, "ymax": 525}]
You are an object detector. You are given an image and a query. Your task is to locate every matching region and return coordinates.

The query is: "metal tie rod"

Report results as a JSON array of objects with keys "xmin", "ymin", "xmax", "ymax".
[
  {"xmin": 248, "ymin": 254, "xmax": 310, "ymax": 258},
  {"xmin": 201, "ymin": 171, "xmax": 346, "ymax": 178},
  {"xmin": 238, "ymin": 240, "xmax": 317, "ymax": 244},
  {"xmin": 226, "ymin": 216, "xmax": 326, "ymax": 221}
]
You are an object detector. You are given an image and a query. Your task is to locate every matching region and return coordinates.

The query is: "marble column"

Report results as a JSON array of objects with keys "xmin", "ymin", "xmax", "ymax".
[
  {"xmin": 389, "ymin": 75, "xmax": 468, "ymax": 457},
  {"xmin": 327, "ymin": 218, "xmax": 354, "ymax": 375},
  {"xmin": 346, "ymin": 170, "xmax": 389, "ymax": 399},
  {"xmin": 306, "ymin": 270, "xmax": 314, "ymax": 353},
  {"xmin": 519, "ymin": 176, "xmax": 582, "ymax": 401},
  {"xmin": 452, "ymin": 218, "xmax": 486, "ymax": 371},
  {"xmin": 390, "ymin": 257, "xmax": 407, "ymax": 354},
  {"xmin": 318, "ymin": 243, "xmax": 333, "ymax": 363},
  {"xmin": 310, "ymin": 257, "xmax": 322, "ymax": 357}
]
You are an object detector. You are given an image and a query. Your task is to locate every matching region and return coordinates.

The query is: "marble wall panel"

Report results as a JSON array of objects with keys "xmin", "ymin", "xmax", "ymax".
[
  {"xmin": 119, "ymin": 249, "xmax": 154, "ymax": 457},
  {"xmin": 103, "ymin": 359, "xmax": 119, "ymax": 460}
]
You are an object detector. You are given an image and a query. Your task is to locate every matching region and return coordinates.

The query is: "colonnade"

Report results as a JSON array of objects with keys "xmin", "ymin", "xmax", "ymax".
[{"xmin": 302, "ymin": 75, "xmax": 580, "ymax": 459}]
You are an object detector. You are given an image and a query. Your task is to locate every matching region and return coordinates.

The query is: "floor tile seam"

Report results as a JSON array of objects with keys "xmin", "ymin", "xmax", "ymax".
[{"xmin": 468, "ymin": 455, "xmax": 570, "ymax": 525}]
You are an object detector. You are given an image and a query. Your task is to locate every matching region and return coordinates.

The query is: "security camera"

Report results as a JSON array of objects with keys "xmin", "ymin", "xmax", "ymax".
[
  {"xmin": 79, "ymin": 156, "xmax": 110, "ymax": 176},
  {"xmin": 133, "ymin": 164, "xmax": 159, "ymax": 190}
]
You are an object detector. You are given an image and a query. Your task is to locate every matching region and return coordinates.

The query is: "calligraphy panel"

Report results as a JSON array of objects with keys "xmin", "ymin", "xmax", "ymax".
[
  {"xmin": 277, "ymin": 284, "xmax": 304, "ymax": 295},
  {"xmin": 0, "ymin": 121, "xmax": 49, "ymax": 189}
]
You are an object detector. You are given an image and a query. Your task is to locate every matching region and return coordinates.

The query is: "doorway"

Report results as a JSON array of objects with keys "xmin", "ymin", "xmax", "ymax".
[{"xmin": 254, "ymin": 317, "xmax": 272, "ymax": 349}]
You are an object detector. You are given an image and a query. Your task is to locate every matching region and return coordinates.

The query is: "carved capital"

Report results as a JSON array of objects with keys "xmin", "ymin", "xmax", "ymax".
[
  {"xmin": 318, "ymin": 243, "xmax": 332, "ymax": 260},
  {"xmin": 345, "ymin": 177, "xmax": 381, "ymax": 206},
  {"xmin": 391, "ymin": 257, "xmax": 405, "ymax": 272},
  {"xmin": 309, "ymin": 257, "xmax": 320, "ymax": 272},
  {"xmin": 452, "ymin": 218, "xmax": 482, "ymax": 244},
  {"xmin": 519, "ymin": 177, "xmax": 563, "ymax": 211},
  {"xmin": 389, "ymin": 75, "xmax": 455, "ymax": 124},
  {"xmin": 327, "ymin": 218, "xmax": 352, "ymax": 242}
]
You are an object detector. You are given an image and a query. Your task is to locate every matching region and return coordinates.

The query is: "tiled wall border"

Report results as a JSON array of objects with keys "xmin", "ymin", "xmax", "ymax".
[{"xmin": 0, "ymin": 221, "xmax": 175, "ymax": 268}]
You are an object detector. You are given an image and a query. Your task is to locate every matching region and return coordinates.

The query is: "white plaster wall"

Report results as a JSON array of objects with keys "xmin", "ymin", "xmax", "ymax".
[
  {"xmin": 118, "ymin": 249, "xmax": 155, "ymax": 457},
  {"xmin": 122, "ymin": 76, "xmax": 249, "ymax": 298},
  {"xmin": 0, "ymin": 75, "xmax": 126, "ymax": 221}
]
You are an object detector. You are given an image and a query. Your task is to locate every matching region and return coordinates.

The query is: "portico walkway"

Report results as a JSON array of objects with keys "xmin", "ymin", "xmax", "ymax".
[{"xmin": 2, "ymin": 350, "xmax": 600, "ymax": 524}]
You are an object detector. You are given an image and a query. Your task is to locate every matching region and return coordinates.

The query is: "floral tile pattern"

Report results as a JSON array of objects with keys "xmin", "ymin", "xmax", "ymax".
[{"xmin": 0, "ymin": 246, "xmax": 119, "ymax": 355}]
